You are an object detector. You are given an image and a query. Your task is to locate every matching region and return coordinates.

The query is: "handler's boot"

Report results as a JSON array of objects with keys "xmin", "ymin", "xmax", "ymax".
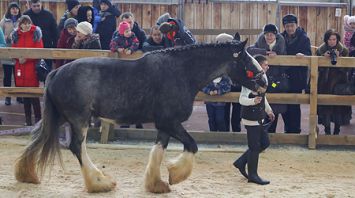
[
  {"xmin": 333, "ymin": 124, "xmax": 340, "ymax": 135},
  {"xmin": 324, "ymin": 126, "xmax": 331, "ymax": 135},
  {"xmin": 233, "ymin": 150, "xmax": 248, "ymax": 179},
  {"xmin": 247, "ymin": 151, "xmax": 270, "ymax": 185}
]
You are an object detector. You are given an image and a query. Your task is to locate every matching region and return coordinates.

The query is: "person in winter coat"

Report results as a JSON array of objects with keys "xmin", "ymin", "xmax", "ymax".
[
  {"xmin": 343, "ymin": 15, "xmax": 355, "ymax": 53},
  {"xmin": 11, "ymin": 15, "xmax": 43, "ymax": 126},
  {"xmin": 24, "ymin": 0, "xmax": 58, "ymax": 71},
  {"xmin": 316, "ymin": 29, "xmax": 351, "ymax": 135},
  {"xmin": 92, "ymin": 0, "xmax": 101, "ymax": 32},
  {"xmin": 202, "ymin": 76, "xmax": 231, "ymax": 132},
  {"xmin": 95, "ymin": 0, "xmax": 120, "ymax": 50},
  {"xmin": 119, "ymin": 12, "xmax": 146, "ymax": 50},
  {"xmin": 251, "ymin": 24, "xmax": 287, "ymax": 133},
  {"xmin": 76, "ymin": 5, "xmax": 94, "ymax": 25},
  {"xmin": 72, "ymin": 21, "xmax": 101, "ymax": 50},
  {"xmin": 56, "ymin": 18, "xmax": 78, "ymax": 69},
  {"xmin": 58, "ymin": 0, "xmax": 81, "ymax": 33},
  {"xmin": 0, "ymin": 2, "xmax": 22, "ymax": 105},
  {"xmin": 281, "ymin": 14, "xmax": 312, "ymax": 134},
  {"xmin": 142, "ymin": 25, "xmax": 167, "ymax": 52},
  {"xmin": 233, "ymin": 54, "xmax": 275, "ymax": 185},
  {"xmin": 157, "ymin": 12, "xmax": 196, "ymax": 47},
  {"xmin": 110, "ymin": 21, "xmax": 139, "ymax": 55}
]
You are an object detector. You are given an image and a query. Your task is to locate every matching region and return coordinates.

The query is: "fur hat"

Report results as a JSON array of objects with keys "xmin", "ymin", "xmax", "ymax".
[
  {"xmin": 100, "ymin": 0, "xmax": 112, "ymax": 7},
  {"xmin": 64, "ymin": 18, "xmax": 78, "ymax": 29},
  {"xmin": 263, "ymin": 24, "xmax": 278, "ymax": 35},
  {"xmin": 347, "ymin": 16, "xmax": 355, "ymax": 25},
  {"xmin": 8, "ymin": 2, "xmax": 20, "ymax": 9},
  {"xmin": 156, "ymin": 13, "xmax": 171, "ymax": 25},
  {"xmin": 76, "ymin": 21, "xmax": 92, "ymax": 35},
  {"xmin": 119, "ymin": 21, "xmax": 130, "ymax": 35},
  {"xmin": 282, "ymin": 14, "xmax": 298, "ymax": 25},
  {"xmin": 215, "ymin": 33, "xmax": 233, "ymax": 43},
  {"xmin": 66, "ymin": 0, "xmax": 80, "ymax": 12}
]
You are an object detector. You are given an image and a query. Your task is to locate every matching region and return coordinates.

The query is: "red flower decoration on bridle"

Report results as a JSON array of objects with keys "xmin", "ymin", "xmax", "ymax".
[{"xmin": 246, "ymin": 70, "xmax": 254, "ymax": 78}]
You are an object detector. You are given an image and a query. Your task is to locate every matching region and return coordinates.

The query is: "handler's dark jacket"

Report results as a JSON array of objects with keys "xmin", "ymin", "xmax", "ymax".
[
  {"xmin": 241, "ymin": 92, "xmax": 266, "ymax": 121},
  {"xmin": 281, "ymin": 27, "xmax": 311, "ymax": 92}
]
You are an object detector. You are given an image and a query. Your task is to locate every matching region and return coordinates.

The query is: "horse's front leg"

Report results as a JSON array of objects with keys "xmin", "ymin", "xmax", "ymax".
[
  {"xmin": 69, "ymin": 124, "xmax": 116, "ymax": 193},
  {"xmin": 166, "ymin": 123, "xmax": 198, "ymax": 185},
  {"xmin": 144, "ymin": 131, "xmax": 171, "ymax": 193}
]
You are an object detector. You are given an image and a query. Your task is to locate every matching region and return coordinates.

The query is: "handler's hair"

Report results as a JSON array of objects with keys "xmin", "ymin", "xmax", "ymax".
[
  {"xmin": 253, "ymin": 54, "xmax": 267, "ymax": 64},
  {"xmin": 323, "ymin": 29, "xmax": 340, "ymax": 44},
  {"xmin": 119, "ymin": 12, "xmax": 135, "ymax": 20},
  {"xmin": 31, "ymin": 0, "xmax": 41, "ymax": 3},
  {"xmin": 149, "ymin": 25, "xmax": 160, "ymax": 34}
]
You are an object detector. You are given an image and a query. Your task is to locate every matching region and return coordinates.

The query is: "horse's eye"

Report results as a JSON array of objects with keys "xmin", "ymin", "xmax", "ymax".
[{"xmin": 246, "ymin": 70, "xmax": 254, "ymax": 78}]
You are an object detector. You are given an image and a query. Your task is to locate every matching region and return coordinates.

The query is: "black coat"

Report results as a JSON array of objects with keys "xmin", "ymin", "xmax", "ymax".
[
  {"xmin": 281, "ymin": 27, "xmax": 311, "ymax": 92},
  {"xmin": 132, "ymin": 22, "xmax": 147, "ymax": 49},
  {"xmin": 23, "ymin": 8, "xmax": 58, "ymax": 48},
  {"xmin": 96, "ymin": 10, "xmax": 117, "ymax": 50}
]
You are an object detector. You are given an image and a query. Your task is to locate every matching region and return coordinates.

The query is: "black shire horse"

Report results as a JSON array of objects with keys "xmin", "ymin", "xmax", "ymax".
[{"xmin": 15, "ymin": 40, "xmax": 267, "ymax": 193}]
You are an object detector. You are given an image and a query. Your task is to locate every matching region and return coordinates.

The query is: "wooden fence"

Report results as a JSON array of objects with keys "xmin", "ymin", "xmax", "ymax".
[
  {"xmin": 0, "ymin": 47, "xmax": 355, "ymax": 149},
  {"xmin": 0, "ymin": 1, "xmax": 350, "ymax": 45}
]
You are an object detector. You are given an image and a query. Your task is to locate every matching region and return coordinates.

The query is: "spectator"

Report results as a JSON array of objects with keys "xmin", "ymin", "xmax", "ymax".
[
  {"xmin": 58, "ymin": 0, "xmax": 81, "ymax": 33},
  {"xmin": 96, "ymin": 0, "xmax": 120, "ymax": 50},
  {"xmin": 11, "ymin": 15, "xmax": 43, "ymax": 126},
  {"xmin": 92, "ymin": 0, "xmax": 101, "ymax": 32},
  {"xmin": 251, "ymin": 24, "xmax": 288, "ymax": 133},
  {"xmin": 214, "ymin": 33, "xmax": 242, "ymax": 132},
  {"xmin": 110, "ymin": 21, "xmax": 139, "ymax": 55},
  {"xmin": 56, "ymin": 18, "xmax": 78, "ymax": 69},
  {"xmin": 281, "ymin": 14, "xmax": 312, "ymax": 133},
  {"xmin": 119, "ymin": 12, "xmax": 146, "ymax": 49},
  {"xmin": 77, "ymin": 5, "xmax": 94, "ymax": 25},
  {"xmin": 0, "ymin": 2, "xmax": 22, "ymax": 106},
  {"xmin": 142, "ymin": 25, "xmax": 167, "ymax": 52},
  {"xmin": 202, "ymin": 76, "xmax": 231, "ymax": 132},
  {"xmin": 233, "ymin": 54, "xmax": 274, "ymax": 185},
  {"xmin": 157, "ymin": 12, "xmax": 196, "ymax": 47},
  {"xmin": 316, "ymin": 29, "xmax": 351, "ymax": 135},
  {"xmin": 24, "ymin": 0, "xmax": 58, "ymax": 71},
  {"xmin": 72, "ymin": 21, "xmax": 101, "ymax": 49},
  {"xmin": 343, "ymin": 15, "xmax": 355, "ymax": 53}
]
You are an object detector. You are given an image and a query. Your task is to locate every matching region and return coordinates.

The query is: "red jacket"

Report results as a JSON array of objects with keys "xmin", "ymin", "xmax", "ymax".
[
  {"xmin": 55, "ymin": 29, "xmax": 75, "ymax": 69},
  {"xmin": 12, "ymin": 25, "xmax": 44, "ymax": 87}
]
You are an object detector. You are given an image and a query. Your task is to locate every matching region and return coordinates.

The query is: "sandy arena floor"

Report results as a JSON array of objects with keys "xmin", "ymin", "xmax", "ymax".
[{"xmin": 0, "ymin": 136, "xmax": 355, "ymax": 198}]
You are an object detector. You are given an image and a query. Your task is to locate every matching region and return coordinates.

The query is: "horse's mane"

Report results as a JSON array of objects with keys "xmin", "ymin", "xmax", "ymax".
[{"xmin": 145, "ymin": 41, "xmax": 241, "ymax": 57}]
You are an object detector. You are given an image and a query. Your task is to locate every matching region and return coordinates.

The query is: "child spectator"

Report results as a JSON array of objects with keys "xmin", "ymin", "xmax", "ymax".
[
  {"xmin": 72, "ymin": 21, "xmax": 101, "ymax": 49},
  {"xmin": 56, "ymin": 18, "xmax": 78, "ymax": 69},
  {"xmin": 110, "ymin": 21, "xmax": 139, "ymax": 55},
  {"xmin": 142, "ymin": 25, "xmax": 166, "ymax": 52},
  {"xmin": 119, "ymin": 12, "xmax": 146, "ymax": 49},
  {"xmin": 343, "ymin": 15, "xmax": 355, "ymax": 53},
  {"xmin": 202, "ymin": 76, "xmax": 231, "ymax": 132}
]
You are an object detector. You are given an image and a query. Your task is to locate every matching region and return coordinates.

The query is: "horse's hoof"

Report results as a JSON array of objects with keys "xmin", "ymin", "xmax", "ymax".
[
  {"xmin": 145, "ymin": 180, "xmax": 171, "ymax": 193},
  {"xmin": 84, "ymin": 171, "xmax": 116, "ymax": 193},
  {"xmin": 167, "ymin": 152, "xmax": 194, "ymax": 185}
]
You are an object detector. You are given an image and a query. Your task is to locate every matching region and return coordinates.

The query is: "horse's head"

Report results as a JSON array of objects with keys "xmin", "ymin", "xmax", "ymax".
[{"xmin": 227, "ymin": 38, "xmax": 268, "ymax": 93}]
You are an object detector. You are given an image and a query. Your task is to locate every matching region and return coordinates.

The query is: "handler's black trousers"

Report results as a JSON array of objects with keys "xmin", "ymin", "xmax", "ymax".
[{"xmin": 245, "ymin": 125, "xmax": 270, "ymax": 152}]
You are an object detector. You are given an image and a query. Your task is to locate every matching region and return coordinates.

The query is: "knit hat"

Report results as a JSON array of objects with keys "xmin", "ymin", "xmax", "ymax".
[
  {"xmin": 8, "ymin": 2, "xmax": 20, "ymax": 9},
  {"xmin": 215, "ymin": 33, "xmax": 233, "ymax": 43},
  {"xmin": 156, "ymin": 13, "xmax": 171, "ymax": 25},
  {"xmin": 347, "ymin": 16, "xmax": 355, "ymax": 25},
  {"xmin": 119, "ymin": 21, "xmax": 130, "ymax": 35},
  {"xmin": 66, "ymin": 0, "xmax": 80, "ymax": 12},
  {"xmin": 100, "ymin": 0, "xmax": 112, "ymax": 7},
  {"xmin": 263, "ymin": 24, "xmax": 278, "ymax": 35},
  {"xmin": 76, "ymin": 21, "xmax": 92, "ymax": 35},
  {"xmin": 64, "ymin": 18, "xmax": 78, "ymax": 29}
]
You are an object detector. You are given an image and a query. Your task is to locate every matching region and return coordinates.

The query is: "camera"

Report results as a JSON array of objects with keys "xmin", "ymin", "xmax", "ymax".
[{"xmin": 329, "ymin": 49, "xmax": 337, "ymax": 65}]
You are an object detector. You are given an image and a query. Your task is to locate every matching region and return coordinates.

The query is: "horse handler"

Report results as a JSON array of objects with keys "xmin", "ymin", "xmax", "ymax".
[{"xmin": 233, "ymin": 55, "xmax": 275, "ymax": 185}]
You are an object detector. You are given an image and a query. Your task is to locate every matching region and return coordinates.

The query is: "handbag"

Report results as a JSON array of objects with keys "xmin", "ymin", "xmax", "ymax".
[{"xmin": 36, "ymin": 59, "xmax": 49, "ymax": 82}]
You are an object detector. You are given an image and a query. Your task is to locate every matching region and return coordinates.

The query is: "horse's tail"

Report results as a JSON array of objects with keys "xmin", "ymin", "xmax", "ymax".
[{"xmin": 15, "ymin": 70, "xmax": 63, "ymax": 183}]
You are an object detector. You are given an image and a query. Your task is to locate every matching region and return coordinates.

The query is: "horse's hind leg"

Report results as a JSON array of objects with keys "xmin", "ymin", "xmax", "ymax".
[
  {"xmin": 144, "ymin": 131, "xmax": 171, "ymax": 193},
  {"xmin": 161, "ymin": 123, "xmax": 198, "ymax": 185},
  {"xmin": 69, "ymin": 122, "xmax": 116, "ymax": 193}
]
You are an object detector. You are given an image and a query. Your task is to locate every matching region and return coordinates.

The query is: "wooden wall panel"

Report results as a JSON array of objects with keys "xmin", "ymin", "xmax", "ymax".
[
  {"xmin": 142, "ymin": 4, "xmax": 152, "ymax": 29},
  {"xmin": 239, "ymin": 3, "xmax": 250, "ymax": 42},
  {"xmin": 306, "ymin": 7, "xmax": 317, "ymax": 46},
  {"xmin": 316, "ymin": 8, "xmax": 328, "ymax": 46},
  {"xmin": 203, "ymin": 2, "xmax": 213, "ymax": 42},
  {"xmin": 194, "ymin": 3, "xmax": 204, "ymax": 42}
]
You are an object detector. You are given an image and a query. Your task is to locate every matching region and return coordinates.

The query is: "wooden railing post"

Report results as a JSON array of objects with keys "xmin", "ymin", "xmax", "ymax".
[
  {"xmin": 308, "ymin": 56, "xmax": 319, "ymax": 149},
  {"xmin": 100, "ymin": 121, "xmax": 114, "ymax": 144}
]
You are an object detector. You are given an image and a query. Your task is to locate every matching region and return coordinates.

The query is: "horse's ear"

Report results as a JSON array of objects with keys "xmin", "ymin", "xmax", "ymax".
[
  {"xmin": 240, "ymin": 39, "xmax": 248, "ymax": 48},
  {"xmin": 234, "ymin": 32, "xmax": 241, "ymax": 41}
]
